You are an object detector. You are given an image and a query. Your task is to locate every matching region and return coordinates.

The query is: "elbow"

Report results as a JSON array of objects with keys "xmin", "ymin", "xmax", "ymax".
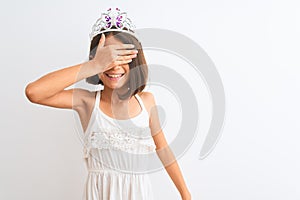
[{"xmin": 25, "ymin": 83, "xmax": 40, "ymax": 103}]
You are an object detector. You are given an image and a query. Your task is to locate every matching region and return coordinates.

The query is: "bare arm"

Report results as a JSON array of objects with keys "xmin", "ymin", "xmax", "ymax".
[
  {"xmin": 143, "ymin": 92, "xmax": 191, "ymax": 200},
  {"xmin": 25, "ymin": 61, "xmax": 97, "ymax": 106},
  {"xmin": 25, "ymin": 34, "xmax": 137, "ymax": 109}
]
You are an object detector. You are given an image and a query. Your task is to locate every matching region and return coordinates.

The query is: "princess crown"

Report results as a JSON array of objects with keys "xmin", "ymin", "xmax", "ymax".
[{"xmin": 89, "ymin": 7, "xmax": 137, "ymax": 41}]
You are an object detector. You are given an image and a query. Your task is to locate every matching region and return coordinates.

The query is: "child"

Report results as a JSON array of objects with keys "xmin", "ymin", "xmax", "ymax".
[{"xmin": 25, "ymin": 7, "xmax": 191, "ymax": 200}]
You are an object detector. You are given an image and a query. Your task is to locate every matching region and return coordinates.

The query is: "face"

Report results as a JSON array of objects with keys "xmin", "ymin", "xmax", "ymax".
[{"xmin": 98, "ymin": 35, "xmax": 130, "ymax": 89}]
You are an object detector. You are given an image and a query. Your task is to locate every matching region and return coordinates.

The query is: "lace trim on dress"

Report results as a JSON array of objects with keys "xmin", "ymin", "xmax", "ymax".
[{"xmin": 83, "ymin": 127, "xmax": 156, "ymax": 158}]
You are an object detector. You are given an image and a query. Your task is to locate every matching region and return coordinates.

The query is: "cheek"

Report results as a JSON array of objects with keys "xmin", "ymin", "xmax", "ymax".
[
  {"xmin": 98, "ymin": 74, "xmax": 105, "ymax": 81},
  {"xmin": 124, "ymin": 64, "xmax": 130, "ymax": 73}
]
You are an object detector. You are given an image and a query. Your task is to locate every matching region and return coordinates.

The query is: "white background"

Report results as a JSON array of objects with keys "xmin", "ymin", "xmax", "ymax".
[{"xmin": 1, "ymin": 0, "xmax": 300, "ymax": 199}]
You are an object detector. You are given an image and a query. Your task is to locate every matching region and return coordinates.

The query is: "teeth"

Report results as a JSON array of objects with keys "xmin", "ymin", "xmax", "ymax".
[{"xmin": 107, "ymin": 74, "xmax": 123, "ymax": 78}]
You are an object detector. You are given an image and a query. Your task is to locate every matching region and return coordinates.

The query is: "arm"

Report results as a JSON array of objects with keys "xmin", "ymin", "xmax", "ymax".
[
  {"xmin": 143, "ymin": 92, "xmax": 191, "ymax": 200},
  {"xmin": 25, "ymin": 34, "xmax": 137, "ymax": 109},
  {"xmin": 25, "ymin": 60, "xmax": 100, "ymax": 109},
  {"xmin": 25, "ymin": 61, "xmax": 98, "ymax": 109}
]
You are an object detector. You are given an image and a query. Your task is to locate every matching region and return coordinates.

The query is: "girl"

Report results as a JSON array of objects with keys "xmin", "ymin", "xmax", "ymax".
[{"xmin": 25, "ymin": 8, "xmax": 191, "ymax": 200}]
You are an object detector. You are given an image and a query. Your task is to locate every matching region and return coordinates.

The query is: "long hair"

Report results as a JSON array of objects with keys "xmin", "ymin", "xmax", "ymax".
[{"xmin": 86, "ymin": 31, "xmax": 148, "ymax": 100}]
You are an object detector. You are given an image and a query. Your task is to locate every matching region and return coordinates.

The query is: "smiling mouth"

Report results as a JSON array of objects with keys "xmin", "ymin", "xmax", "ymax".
[{"xmin": 104, "ymin": 73, "xmax": 125, "ymax": 80}]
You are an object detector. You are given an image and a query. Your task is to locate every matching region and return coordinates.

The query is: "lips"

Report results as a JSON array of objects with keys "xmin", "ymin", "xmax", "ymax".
[{"xmin": 104, "ymin": 72, "xmax": 125, "ymax": 80}]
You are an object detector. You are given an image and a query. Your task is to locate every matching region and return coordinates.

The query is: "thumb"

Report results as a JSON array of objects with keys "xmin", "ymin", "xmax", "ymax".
[{"xmin": 98, "ymin": 33, "xmax": 105, "ymax": 47}]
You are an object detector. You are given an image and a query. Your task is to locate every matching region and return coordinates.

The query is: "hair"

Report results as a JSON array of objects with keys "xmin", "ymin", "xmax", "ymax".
[{"xmin": 85, "ymin": 30, "xmax": 148, "ymax": 100}]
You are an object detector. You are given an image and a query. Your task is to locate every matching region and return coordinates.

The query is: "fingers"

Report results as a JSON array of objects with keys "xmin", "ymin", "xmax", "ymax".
[
  {"xmin": 109, "ymin": 44, "xmax": 135, "ymax": 50},
  {"xmin": 113, "ymin": 59, "xmax": 134, "ymax": 66},
  {"xmin": 105, "ymin": 43, "xmax": 138, "ymax": 56},
  {"xmin": 116, "ymin": 54, "xmax": 137, "ymax": 61},
  {"xmin": 104, "ymin": 58, "xmax": 133, "ymax": 72},
  {"xmin": 116, "ymin": 49, "xmax": 139, "ymax": 56}
]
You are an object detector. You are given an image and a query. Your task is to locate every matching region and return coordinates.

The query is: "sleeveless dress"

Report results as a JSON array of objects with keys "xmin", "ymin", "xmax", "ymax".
[{"xmin": 82, "ymin": 90, "xmax": 157, "ymax": 200}]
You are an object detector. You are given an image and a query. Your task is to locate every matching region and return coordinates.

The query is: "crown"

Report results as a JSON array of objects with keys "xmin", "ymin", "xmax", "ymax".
[{"xmin": 89, "ymin": 7, "xmax": 137, "ymax": 41}]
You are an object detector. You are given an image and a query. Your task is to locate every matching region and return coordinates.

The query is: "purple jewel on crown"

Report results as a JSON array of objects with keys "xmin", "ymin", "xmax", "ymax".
[{"xmin": 89, "ymin": 7, "xmax": 136, "ymax": 41}]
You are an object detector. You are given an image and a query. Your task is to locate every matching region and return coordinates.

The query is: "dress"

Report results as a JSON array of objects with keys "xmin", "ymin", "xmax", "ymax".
[{"xmin": 82, "ymin": 90, "xmax": 157, "ymax": 200}]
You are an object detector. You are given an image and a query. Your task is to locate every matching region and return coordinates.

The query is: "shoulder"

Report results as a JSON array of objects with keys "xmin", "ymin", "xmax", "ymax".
[
  {"xmin": 137, "ymin": 91, "xmax": 157, "ymax": 114},
  {"xmin": 81, "ymin": 89, "xmax": 97, "ymax": 99},
  {"xmin": 139, "ymin": 91, "xmax": 155, "ymax": 102},
  {"xmin": 138, "ymin": 91, "xmax": 161, "ymax": 127},
  {"xmin": 73, "ymin": 88, "xmax": 95, "ymax": 96},
  {"xmin": 73, "ymin": 88, "xmax": 96, "ymax": 101},
  {"xmin": 72, "ymin": 88, "xmax": 97, "ymax": 110}
]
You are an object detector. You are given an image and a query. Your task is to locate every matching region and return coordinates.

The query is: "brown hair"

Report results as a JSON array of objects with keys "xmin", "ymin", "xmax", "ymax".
[{"xmin": 85, "ymin": 31, "xmax": 148, "ymax": 100}]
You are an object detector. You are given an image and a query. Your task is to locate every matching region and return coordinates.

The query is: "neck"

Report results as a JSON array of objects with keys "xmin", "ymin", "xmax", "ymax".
[{"xmin": 101, "ymin": 87, "xmax": 131, "ymax": 104}]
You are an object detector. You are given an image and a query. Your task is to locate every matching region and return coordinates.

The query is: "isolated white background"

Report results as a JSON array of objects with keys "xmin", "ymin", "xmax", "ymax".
[{"xmin": 1, "ymin": 0, "xmax": 300, "ymax": 199}]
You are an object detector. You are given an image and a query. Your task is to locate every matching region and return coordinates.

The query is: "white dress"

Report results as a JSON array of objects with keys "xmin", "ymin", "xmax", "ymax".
[{"xmin": 82, "ymin": 90, "xmax": 157, "ymax": 200}]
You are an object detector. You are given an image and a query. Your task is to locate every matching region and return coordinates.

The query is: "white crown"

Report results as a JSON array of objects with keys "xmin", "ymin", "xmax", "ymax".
[{"xmin": 89, "ymin": 7, "xmax": 137, "ymax": 41}]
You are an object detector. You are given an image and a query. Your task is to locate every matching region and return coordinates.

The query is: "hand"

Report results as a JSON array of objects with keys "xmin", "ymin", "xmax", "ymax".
[{"xmin": 90, "ymin": 33, "xmax": 138, "ymax": 73}]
